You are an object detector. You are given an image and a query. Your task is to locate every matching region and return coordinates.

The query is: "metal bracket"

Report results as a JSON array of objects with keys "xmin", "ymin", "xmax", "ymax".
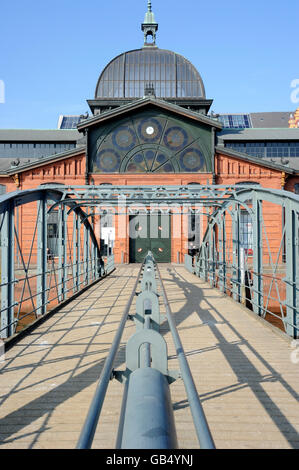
[
  {"xmin": 112, "ymin": 367, "xmax": 181, "ymax": 386},
  {"xmin": 111, "ymin": 368, "xmax": 131, "ymax": 384},
  {"xmin": 126, "ymin": 329, "xmax": 168, "ymax": 376},
  {"xmin": 166, "ymin": 369, "xmax": 181, "ymax": 385},
  {"xmin": 135, "ymin": 290, "xmax": 161, "ymax": 331}
]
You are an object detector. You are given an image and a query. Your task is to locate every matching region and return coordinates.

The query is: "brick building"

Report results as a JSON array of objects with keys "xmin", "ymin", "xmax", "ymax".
[{"xmin": 0, "ymin": 1, "xmax": 298, "ymax": 264}]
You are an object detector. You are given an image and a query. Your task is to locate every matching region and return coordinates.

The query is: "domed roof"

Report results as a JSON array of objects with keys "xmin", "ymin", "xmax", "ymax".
[{"xmin": 95, "ymin": 48, "xmax": 206, "ymax": 100}]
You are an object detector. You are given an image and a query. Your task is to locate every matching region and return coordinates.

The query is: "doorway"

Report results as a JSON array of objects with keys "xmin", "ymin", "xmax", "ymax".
[{"xmin": 129, "ymin": 212, "xmax": 171, "ymax": 263}]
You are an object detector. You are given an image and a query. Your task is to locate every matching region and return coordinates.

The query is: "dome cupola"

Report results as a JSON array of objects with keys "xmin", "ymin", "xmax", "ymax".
[
  {"xmin": 88, "ymin": 1, "xmax": 213, "ymax": 116},
  {"xmin": 95, "ymin": 49, "xmax": 206, "ymax": 100}
]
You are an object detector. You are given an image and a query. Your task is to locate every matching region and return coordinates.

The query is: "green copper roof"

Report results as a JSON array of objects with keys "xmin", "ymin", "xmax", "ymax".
[{"xmin": 144, "ymin": 1, "xmax": 157, "ymax": 24}]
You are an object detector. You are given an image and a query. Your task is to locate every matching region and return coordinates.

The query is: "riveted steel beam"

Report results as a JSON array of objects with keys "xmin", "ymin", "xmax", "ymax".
[
  {"xmin": 252, "ymin": 194, "xmax": 263, "ymax": 316},
  {"xmin": 219, "ymin": 213, "xmax": 226, "ymax": 293},
  {"xmin": 1, "ymin": 200, "xmax": 15, "ymax": 338},
  {"xmin": 232, "ymin": 202, "xmax": 241, "ymax": 302},
  {"xmin": 57, "ymin": 204, "xmax": 67, "ymax": 302},
  {"xmin": 285, "ymin": 199, "xmax": 299, "ymax": 338},
  {"xmin": 36, "ymin": 195, "xmax": 48, "ymax": 316}
]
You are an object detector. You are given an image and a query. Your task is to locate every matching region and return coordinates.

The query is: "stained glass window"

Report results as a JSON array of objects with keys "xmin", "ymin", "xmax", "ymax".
[{"xmin": 91, "ymin": 112, "xmax": 208, "ymax": 174}]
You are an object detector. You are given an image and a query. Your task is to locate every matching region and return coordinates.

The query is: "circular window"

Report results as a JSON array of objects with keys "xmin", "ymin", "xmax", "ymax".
[
  {"xmin": 179, "ymin": 148, "xmax": 205, "ymax": 172},
  {"xmin": 112, "ymin": 126, "xmax": 136, "ymax": 151},
  {"xmin": 164, "ymin": 126, "xmax": 188, "ymax": 151},
  {"xmin": 97, "ymin": 149, "xmax": 121, "ymax": 172},
  {"xmin": 138, "ymin": 118, "xmax": 162, "ymax": 142},
  {"xmin": 146, "ymin": 126, "xmax": 155, "ymax": 135}
]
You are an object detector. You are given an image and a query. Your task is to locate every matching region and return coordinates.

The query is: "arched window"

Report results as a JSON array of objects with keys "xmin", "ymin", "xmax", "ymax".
[{"xmin": 91, "ymin": 114, "xmax": 209, "ymax": 174}]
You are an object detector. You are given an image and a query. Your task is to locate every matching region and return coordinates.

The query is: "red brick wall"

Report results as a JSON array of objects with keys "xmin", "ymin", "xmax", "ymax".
[
  {"xmin": 215, "ymin": 152, "xmax": 286, "ymax": 265},
  {"xmin": 215, "ymin": 152, "xmax": 283, "ymax": 189},
  {"xmin": 91, "ymin": 172, "xmax": 213, "ymax": 262},
  {"xmin": 19, "ymin": 154, "xmax": 86, "ymax": 191},
  {"xmin": 1, "ymin": 153, "xmax": 86, "ymax": 265},
  {"xmin": 1, "ymin": 149, "xmax": 297, "ymax": 265}
]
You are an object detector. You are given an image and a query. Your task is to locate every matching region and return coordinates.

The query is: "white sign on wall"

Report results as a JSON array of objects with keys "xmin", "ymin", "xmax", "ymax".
[{"xmin": 101, "ymin": 227, "xmax": 115, "ymax": 245}]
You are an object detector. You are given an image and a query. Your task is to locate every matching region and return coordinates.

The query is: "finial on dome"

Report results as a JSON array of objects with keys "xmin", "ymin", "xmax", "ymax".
[{"xmin": 142, "ymin": 0, "xmax": 158, "ymax": 47}]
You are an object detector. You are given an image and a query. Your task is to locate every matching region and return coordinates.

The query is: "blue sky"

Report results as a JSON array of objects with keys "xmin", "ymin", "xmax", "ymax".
[{"xmin": 0, "ymin": 0, "xmax": 298, "ymax": 129}]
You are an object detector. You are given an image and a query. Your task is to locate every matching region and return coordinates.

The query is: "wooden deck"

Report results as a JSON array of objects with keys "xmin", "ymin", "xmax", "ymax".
[{"xmin": 0, "ymin": 265, "xmax": 298, "ymax": 449}]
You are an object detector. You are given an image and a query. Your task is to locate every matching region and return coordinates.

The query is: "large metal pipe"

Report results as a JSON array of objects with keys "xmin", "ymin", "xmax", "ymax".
[
  {"xmin": 155, "ymin": 263, "xmax": 215, "ymax": 449},
  {"xmin": 118, "ymin": 368, "xmax": 178, "ymax": 449},
  {"xmin": 76, "ymin": 263, "xmax": 144, "ymax": 449}
]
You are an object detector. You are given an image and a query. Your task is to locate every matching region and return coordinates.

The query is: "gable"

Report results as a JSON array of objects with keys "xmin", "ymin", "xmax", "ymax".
[{"xmin": 88, "ymin": 106, "xmax": 213, "ymax": 174}]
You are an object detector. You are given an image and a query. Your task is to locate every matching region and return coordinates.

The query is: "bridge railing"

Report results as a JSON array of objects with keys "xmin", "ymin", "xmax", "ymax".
[
  {"xmin": 105, "ymin": 255, "xmax": 115, "ymax": 275},
  {"xmin": 185, "ymin": 188, "xmax": 299, "ymax": 339},
  {"xmin": 0, "ymin": 189, "xmax": 112, "ymax": 340},
  {"xmin": 77, "ymin": 251, "xmax": 215, "ymax": 449}
]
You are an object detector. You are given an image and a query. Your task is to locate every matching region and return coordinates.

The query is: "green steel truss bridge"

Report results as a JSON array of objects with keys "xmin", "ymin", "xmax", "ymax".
[{"xmin": 0, "ymin": 185, "xmax": 298, "ymax": 449}]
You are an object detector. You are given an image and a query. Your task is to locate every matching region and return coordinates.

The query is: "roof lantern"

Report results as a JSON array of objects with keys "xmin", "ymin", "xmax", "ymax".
[{"xmin": 142, "ymin": 1, "xmax": 158, "ymax": 47}]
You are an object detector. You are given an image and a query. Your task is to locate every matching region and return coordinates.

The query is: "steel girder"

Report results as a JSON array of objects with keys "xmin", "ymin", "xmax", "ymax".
[
  {"xmin": 41, "ymin": 184, "xmax": 263, "ymax": 208},
  {"xmin": 42, "ymin": 184, "xmax": 299, "ymax": 338},
  {"xmin": 42, "ymin": 184, "xmax": 298, "ymax": 338},
  {"xmin": 0, "ymin": 188, "xmax": 103, "ymax": 339},
  {"xmin": 1, "ymin": 185, "xmax": 298, "ymax": 339},
  {"xmin": 193, "ymin": 187, "xmax": 299, "ymax": 338}
]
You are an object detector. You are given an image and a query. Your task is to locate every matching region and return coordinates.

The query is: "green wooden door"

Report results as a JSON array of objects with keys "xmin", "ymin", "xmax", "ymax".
[{"xmin": 129, "ymin": 213, "xmax": 171, "ymax": 263}]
